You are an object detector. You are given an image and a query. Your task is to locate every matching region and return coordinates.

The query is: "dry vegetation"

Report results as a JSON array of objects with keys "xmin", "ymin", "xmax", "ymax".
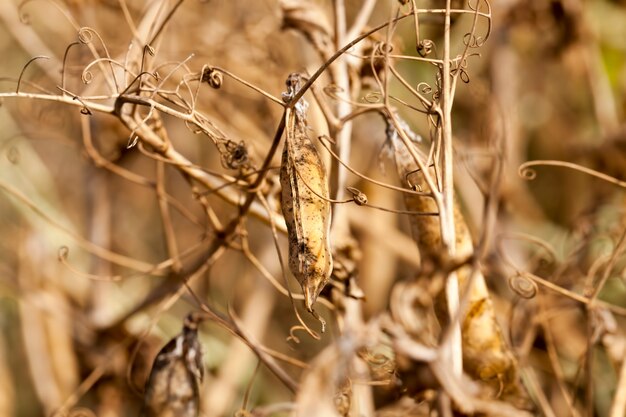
[{"xmin": 0, "ymin": 0, "xmax": 626, "ymax": 416}]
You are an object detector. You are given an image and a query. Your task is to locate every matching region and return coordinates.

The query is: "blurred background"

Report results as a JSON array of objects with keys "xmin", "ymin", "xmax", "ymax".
[{"xmin": 0, "ymin": 0, "xmax": 625, "ymax": 416}]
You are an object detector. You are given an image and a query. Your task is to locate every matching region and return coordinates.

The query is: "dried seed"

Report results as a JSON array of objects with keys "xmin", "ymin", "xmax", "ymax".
[
  {"xmin": 143, "ymin": 313, "xmax": 204, "ymax": 417},
  {"xmin": 280, "ymin": 73, "xmax": 333, "ymax": 312}
]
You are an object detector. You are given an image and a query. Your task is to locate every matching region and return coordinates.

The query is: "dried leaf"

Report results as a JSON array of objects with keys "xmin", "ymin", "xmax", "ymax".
[
  {"xmin": 280, "ymin": 73, "xmax": 333, "ymax": 312},
  {"xmin": 143, "ymin": 313, "xmax": 204, "ymax": 417}
]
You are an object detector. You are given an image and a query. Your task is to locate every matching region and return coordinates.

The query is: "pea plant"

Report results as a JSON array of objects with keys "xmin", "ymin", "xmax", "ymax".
[{"xmin": 2, "ymin": 1, "xmax": 626, "ymax": 417}]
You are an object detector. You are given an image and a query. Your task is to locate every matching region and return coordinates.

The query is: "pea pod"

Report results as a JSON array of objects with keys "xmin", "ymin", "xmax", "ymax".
[{"xmin": 280, "ymin": 73, "xmax": 333, "ymax": 312}]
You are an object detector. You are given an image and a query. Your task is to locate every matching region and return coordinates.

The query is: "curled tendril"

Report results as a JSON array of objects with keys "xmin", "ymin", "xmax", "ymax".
[
  {"xmin": 463, "ymin": 34, "xmax": 474, "ymax": 48},
  {"xmin": 374, "ymin": 41, "xmax": 393, "ymax": 55},
  {"xmin": 58, "ymin": 244, "xmax": 122, "ymax": 281},
  {"xmin": 468, "ymin": 0, "xmax": 489, "ymax": 13},
  {"xmin": 463, "ymin": 33, "xmax": 485, "ymax": 49},
  {"xmin": 416, "ymin": 82, "xmax": 432, "ymax": 95},
  {"xmin": 452, "ymin": 67, "xmax": 470, "ymax": 83},
  {"xmin": 417, "ymin": 39, "xmax": 434, "ymax": 57},
  {"xmin": 518, "ymin": 166, "xmax": 537, "ymax": 180},
  {"xmin": 81, "ymin": 70, "xmax": 93, "ymax": 85},
  {"xmin": 6, "ymin": 146, "xmax": 20, "ymax": 164},
  {"xmin": 323, "ymin": 84, "xmax": 344, "ymax": 96},
  {"xmin": 58, "ymin": 245, "xmax": 70, "ymax": 261},
  {"xmin": 404, "ymin": 168, "xmax": 423, "ymax": 192},
  {"xmin": 508, "ymin": 274, "xmax": 538, "ymax": 299},
  {"xmin": 201, "ymin": 66, "xmax": 223, "ymax": 88},
  {"xmin": 286, "ymin": 325, "xmax": 304, "ymax": 344},
  {"xmin": 347, "ymin": 187, "xmax": 368, "ymax": 206},
  {"xmin": 77, "ymin": 27, "xmax": 94, "ymax": 44},
  {"xmin": 363, "ymin": 91, "xmax": 382, "ymax": 103},
  {"xmin": 520, "ymin": 160, "xmax": 626, "ymax": 190},
  {"xmin": 323, "ymin": 84, "xmax": 343, "ymax": 94}
]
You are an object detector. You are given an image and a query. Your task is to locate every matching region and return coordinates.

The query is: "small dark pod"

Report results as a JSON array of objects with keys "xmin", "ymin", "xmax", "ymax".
[{"xmin": 142, "ymin": 313, "xmax": 204, "ymax": 417}]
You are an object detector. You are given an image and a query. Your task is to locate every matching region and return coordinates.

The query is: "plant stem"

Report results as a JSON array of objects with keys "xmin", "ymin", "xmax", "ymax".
[{"xmin": 441, "ymin": 0, "xmax": 462, "ymax": 378}]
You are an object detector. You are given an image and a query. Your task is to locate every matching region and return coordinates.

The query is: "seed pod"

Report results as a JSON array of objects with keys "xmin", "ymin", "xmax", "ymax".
[
  {"xmin": 386, "ymin": 121, "xmax": 441, "ymax": 266},
  {"xmin": 143, "ymin": 313, "xmax": 204, "ymax": 417},
  {"xmin": 387, "ymin": 116, "xmax": 528, "ymax": 405},
  {"xmin": 280, "ymin": 73, "xmax": 333, "ymax": 312}
]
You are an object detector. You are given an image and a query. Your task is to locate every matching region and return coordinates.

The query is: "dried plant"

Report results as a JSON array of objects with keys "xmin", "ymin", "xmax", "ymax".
[
  {"xmin": 1, "ymin": 1, "xmax": 626, "ymax": 417},
  {"xmin": 143, "ymin": 313, "xmax": 204, "ymax": 417}
]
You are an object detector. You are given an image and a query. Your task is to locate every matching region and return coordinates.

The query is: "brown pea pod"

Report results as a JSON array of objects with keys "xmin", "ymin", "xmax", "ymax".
[
  {"xmin": 280, "ymin": 106, "xmax": 333, "ymax": 313},
  {"xmin": 143, "ymin": 313, "xmax": 204, "ymax": 417},
  {"xmin": 387, "ymin": 117, "xmax": 528, "ymax": 406}
]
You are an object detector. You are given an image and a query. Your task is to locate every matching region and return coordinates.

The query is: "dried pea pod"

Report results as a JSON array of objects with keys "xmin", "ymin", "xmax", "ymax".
[
  {"xmin": 143, "ymin": 313, "xmax": 204, "ymax": 417},
  {"xmin": 387, "ymin": 116, "xmax": 528, "ymax": 405},
  {"xmin": 280, "ymin": 73, "xmax": 333, "ymax": 312}
]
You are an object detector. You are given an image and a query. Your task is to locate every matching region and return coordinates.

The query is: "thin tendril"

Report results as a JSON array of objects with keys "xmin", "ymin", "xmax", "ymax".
[{"xmin": 16, "ymin": 56, "xmax": 49, "ymax": 93}]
